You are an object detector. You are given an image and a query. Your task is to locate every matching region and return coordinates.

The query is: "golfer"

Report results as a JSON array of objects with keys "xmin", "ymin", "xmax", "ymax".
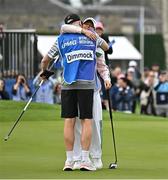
[{"xmin": 40, "ymin": 14, "xmax": 109, "ymax": 171}]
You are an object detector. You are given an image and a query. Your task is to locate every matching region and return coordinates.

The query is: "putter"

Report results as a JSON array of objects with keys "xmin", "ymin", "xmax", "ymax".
[
  {"xmin": 107, "ymin": 89, "xmax": 118, "ymax": 169},
  {"xmin": 4, "ymin": 57, "xmax": 58, "ymax": 141}
]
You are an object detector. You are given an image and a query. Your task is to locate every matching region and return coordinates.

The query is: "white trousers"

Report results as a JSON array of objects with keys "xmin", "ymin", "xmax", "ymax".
[{"xmin": 73, "ymin": 90, "xmax": 102, "ymax": 161}]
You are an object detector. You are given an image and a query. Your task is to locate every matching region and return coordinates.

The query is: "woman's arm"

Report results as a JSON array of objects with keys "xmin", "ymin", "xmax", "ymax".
[
  {"xmin": 96, "ymin": 48, "xmax": 111, "ymax": 89},
  {"xmin": 97, "ymin": 37, "xmax": 109, "ymax": 51}
]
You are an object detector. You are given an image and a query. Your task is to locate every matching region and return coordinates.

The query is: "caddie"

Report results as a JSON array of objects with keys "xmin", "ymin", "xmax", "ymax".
[{"xmin": 40, "ymin": 13, "xmax": 109, "ymax": 171}]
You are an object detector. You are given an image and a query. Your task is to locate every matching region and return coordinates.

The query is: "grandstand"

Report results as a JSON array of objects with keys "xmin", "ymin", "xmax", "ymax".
[
  {"xmin": 0, "ymin": 0, "xmax": 167, "ymax": 68},
  {"xmin": 0, "ymin": 0, "xmax": 163, "ymax": 33}
]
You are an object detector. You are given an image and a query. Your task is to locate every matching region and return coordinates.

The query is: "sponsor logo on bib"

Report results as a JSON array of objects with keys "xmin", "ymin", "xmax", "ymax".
[{"xmin": 65, "ymin": 50, "xmax": 94, "ymax": 63}]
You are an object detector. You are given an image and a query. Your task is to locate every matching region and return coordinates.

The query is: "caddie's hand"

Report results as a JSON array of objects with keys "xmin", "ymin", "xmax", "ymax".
[
  {"xmin": 82, "ymin": 29, "xmax": 97, "ymax": 41},
  {"xmin": 104, "ymin": 80, "xmax": 111, "ymax": 90},
  {"xmin": 40, "ymin": 70, "xmax": 54, "ymax": 80}
]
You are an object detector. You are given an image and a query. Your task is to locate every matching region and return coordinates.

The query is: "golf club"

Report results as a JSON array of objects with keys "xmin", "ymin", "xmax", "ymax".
[
  {"xmin": 107, "ymin": 89, "xmax": 118, "ymax": 169},
  {"xmin": 4, "ymin": 57, "xmax": 58, "ymax": 141}
]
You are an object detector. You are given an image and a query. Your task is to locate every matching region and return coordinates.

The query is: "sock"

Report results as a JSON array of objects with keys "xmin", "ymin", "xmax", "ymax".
[
  {"xmin": 66, "ymin": 151, "xmax": 73, "ymax": 162},
  {"xmin": 81, "ymin": 150, "xmax": 90, "ymax": 162}
]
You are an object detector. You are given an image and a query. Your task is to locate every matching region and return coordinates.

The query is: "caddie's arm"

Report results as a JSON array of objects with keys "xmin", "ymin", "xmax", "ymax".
[
  {"xmin": 61, "ymin": 24, "xmax": 97, "ymax": 40},
  {"xmin": 41, "ymin": 38, "xmax": 59, "ymax": 71},
  {"xmin": 41, "ymin": 54, "xmax": 52, "ymax": 71},
  {"xmin": 61, "ymin": 24, "xmax": 81, "ymax": 34},
  {"xmin": 40, "ymin": 39, "xmax": 59, "ymax": 80}
]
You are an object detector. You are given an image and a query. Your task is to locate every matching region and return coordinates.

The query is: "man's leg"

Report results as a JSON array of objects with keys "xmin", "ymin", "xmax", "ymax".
[
  {"xmin": 80, "ymin": 118, "xmax": 97, "ymax": 171},
  {"xmin": 61, "ymin": 90, "xmax": 78, "ymax": 171},
  {"xmin": 81, "ymin": 119, "xmax": 92, "ymax": 151},
  {"xmin": 63, "ymin": 118, "xmax": 76, "ymax": 171},
  {"xmin": 78, "ymin": 89, "xmax": 96, "ymax": 171},
  {"xmin": 64, "ymin": 118, "xmax": 76, "ymax": 151}
]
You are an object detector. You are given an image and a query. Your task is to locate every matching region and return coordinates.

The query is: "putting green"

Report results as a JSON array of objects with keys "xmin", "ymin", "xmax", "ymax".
[{"xmin": 0, "ymin": 100, "xmax": 168, "ymax": 179}]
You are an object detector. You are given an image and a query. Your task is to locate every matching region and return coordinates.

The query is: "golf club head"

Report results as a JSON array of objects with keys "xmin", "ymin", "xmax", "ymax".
[
  {"xmin": 109, "ymin": 163, "xmax": 117, "ymax": 169},
  {"xmin": 4, "ymin": 136, "xmax": 9, "ymax": 141}
]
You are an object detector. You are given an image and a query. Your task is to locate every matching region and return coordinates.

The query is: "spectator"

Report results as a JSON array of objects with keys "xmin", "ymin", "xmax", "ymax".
[
  {"xmin": 0, "ymin": 79, "xmax": 10, "ymax": 100},
  {"xmin": 154, "ymin": 71, "xmax": 168, "ymax": 117},
  {"xmin": 140, "ymin": 71, "xmax": 156, "ymax": 115},
  {"xmin": 151, "ymin": 64, "xmax": 160, "ymax": 86},
  {"xmin": 154, "ymin": 71, "xmax": 168, "ymax": 92},
  {"xmin": 110, "ymin": 66, "xmax": 122, "ymax": 85},
  {"xmin": 128, "ymin": 60, "xmax": 141, "ymax": 85},
  {"xmin": 110, "ymin": 83, "xmax": 119, "ymax": 111},
  {"xmin": 33, "ymin": 73, "xmax": 55, "ymax": 104},
  {"xmin": 109, "ymin": 68, "xmax": 122, "ymax": 111},
  {"xmin": 128, "ymin": 61, "xmax": 142, "ymax": 113},
  {"xmin": 126, "ymin": 67, "xmax": 136, "ymax": 88},
  {"xmin": 95, "ymin": 21, "xmax": 113, "ymax": 66},
  {"xmin": 143, "ymin": 67, "xmax": 150, "ymax": 81},
  {"xmin": 126, "ymin": 67, "xmax": 138, "ymax": 113},
  {"xmin": 115, "ymin": 76, "xmax": 134, "ymax": 113},
  {"xmin": 12, "ymin": 74, "xmax": 32, "ymax": 101}
]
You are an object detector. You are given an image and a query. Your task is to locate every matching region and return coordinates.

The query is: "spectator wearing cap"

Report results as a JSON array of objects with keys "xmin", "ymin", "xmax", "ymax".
[
  {"xmin": 95, "ymin": 21, "xmax": 113, "ymax": 111},
  {"xmin": 126, "ymin": 67, "xmax": 139, "ymax": 113},
  {"xmin": 128, "ymin": 60, "xmax": 141, "ymax": 82},
  {"xmin": 154, "ymin": 71, "xmax": 168, "ymax": 117},
  {"xmin": 128, "ymin": 60, "xmax": 142, "ymax": 113},
  {"xmin": 95, "ymin": 21, "xmax": 113, "ymax": 66},
  {"xmin": 40, "ymin": 14, "xmax": 110, "ymax": 171},
  {"xmin": 126, "ymin": 67, "xmax": 136, "ymax": 88},
  {"xmin": 155, "ymin": 71, "xmax": 168, "ymax": 92}
]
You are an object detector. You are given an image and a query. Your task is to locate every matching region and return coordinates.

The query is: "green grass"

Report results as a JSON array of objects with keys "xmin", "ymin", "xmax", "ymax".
[{"xmin": 0, "ymin": 100, "xmax": 168, "ymax": 179}]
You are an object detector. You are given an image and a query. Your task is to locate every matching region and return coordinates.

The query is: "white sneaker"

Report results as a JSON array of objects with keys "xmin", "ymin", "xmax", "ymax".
[
  {"xmin": 63, "ymin": 160, "xmax": 74, "ymax": 171},
  {"xmin": 80, "ymin": 160, "xmax": 96, "ymax": 171},
  {"xmin": 92, "ymin": 158, "xmax": 103, "ymax": 169},
  {"xmin": 73, "ymin": 161, "xmax": 81, "ymax": 170}
]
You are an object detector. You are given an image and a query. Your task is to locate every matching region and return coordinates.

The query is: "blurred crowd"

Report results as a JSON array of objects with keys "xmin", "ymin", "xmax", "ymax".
[
  {"xmin": 0, "ymin": 72, "xmax": 62, "ymax": 105},
  {"xmin": 108, "ymin": 62, "xmax": 168, "ymax": 117},
  {"xmin": 0, "ymin": 62, "xmax": 168, "ymax": 117}
]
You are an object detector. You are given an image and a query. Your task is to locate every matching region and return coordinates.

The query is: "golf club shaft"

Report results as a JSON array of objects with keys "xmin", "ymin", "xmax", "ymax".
[
  {"xmin": 4, "ymin": 81, "xmax": 43, "ymax": 140},
  {"xmin": 4, "ymin": 57, "xmax": 58, "ymax": 140},
  {"xmin": 107, "ymin": 89, "xmax": 118, "ymax": 164}
]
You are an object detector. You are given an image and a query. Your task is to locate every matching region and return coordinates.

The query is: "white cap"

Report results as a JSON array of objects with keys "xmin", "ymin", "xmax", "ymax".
[
  {"xmin": 127, "ymin": 67, "xmax": 135, "ymax": 73},
  {"xmin": 129, "ymin": 60, "xmax": 137, "ymax": 67},
  {"xmin": 83, "ymin": 17, "xmax": 96, "ymax": 29}
]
